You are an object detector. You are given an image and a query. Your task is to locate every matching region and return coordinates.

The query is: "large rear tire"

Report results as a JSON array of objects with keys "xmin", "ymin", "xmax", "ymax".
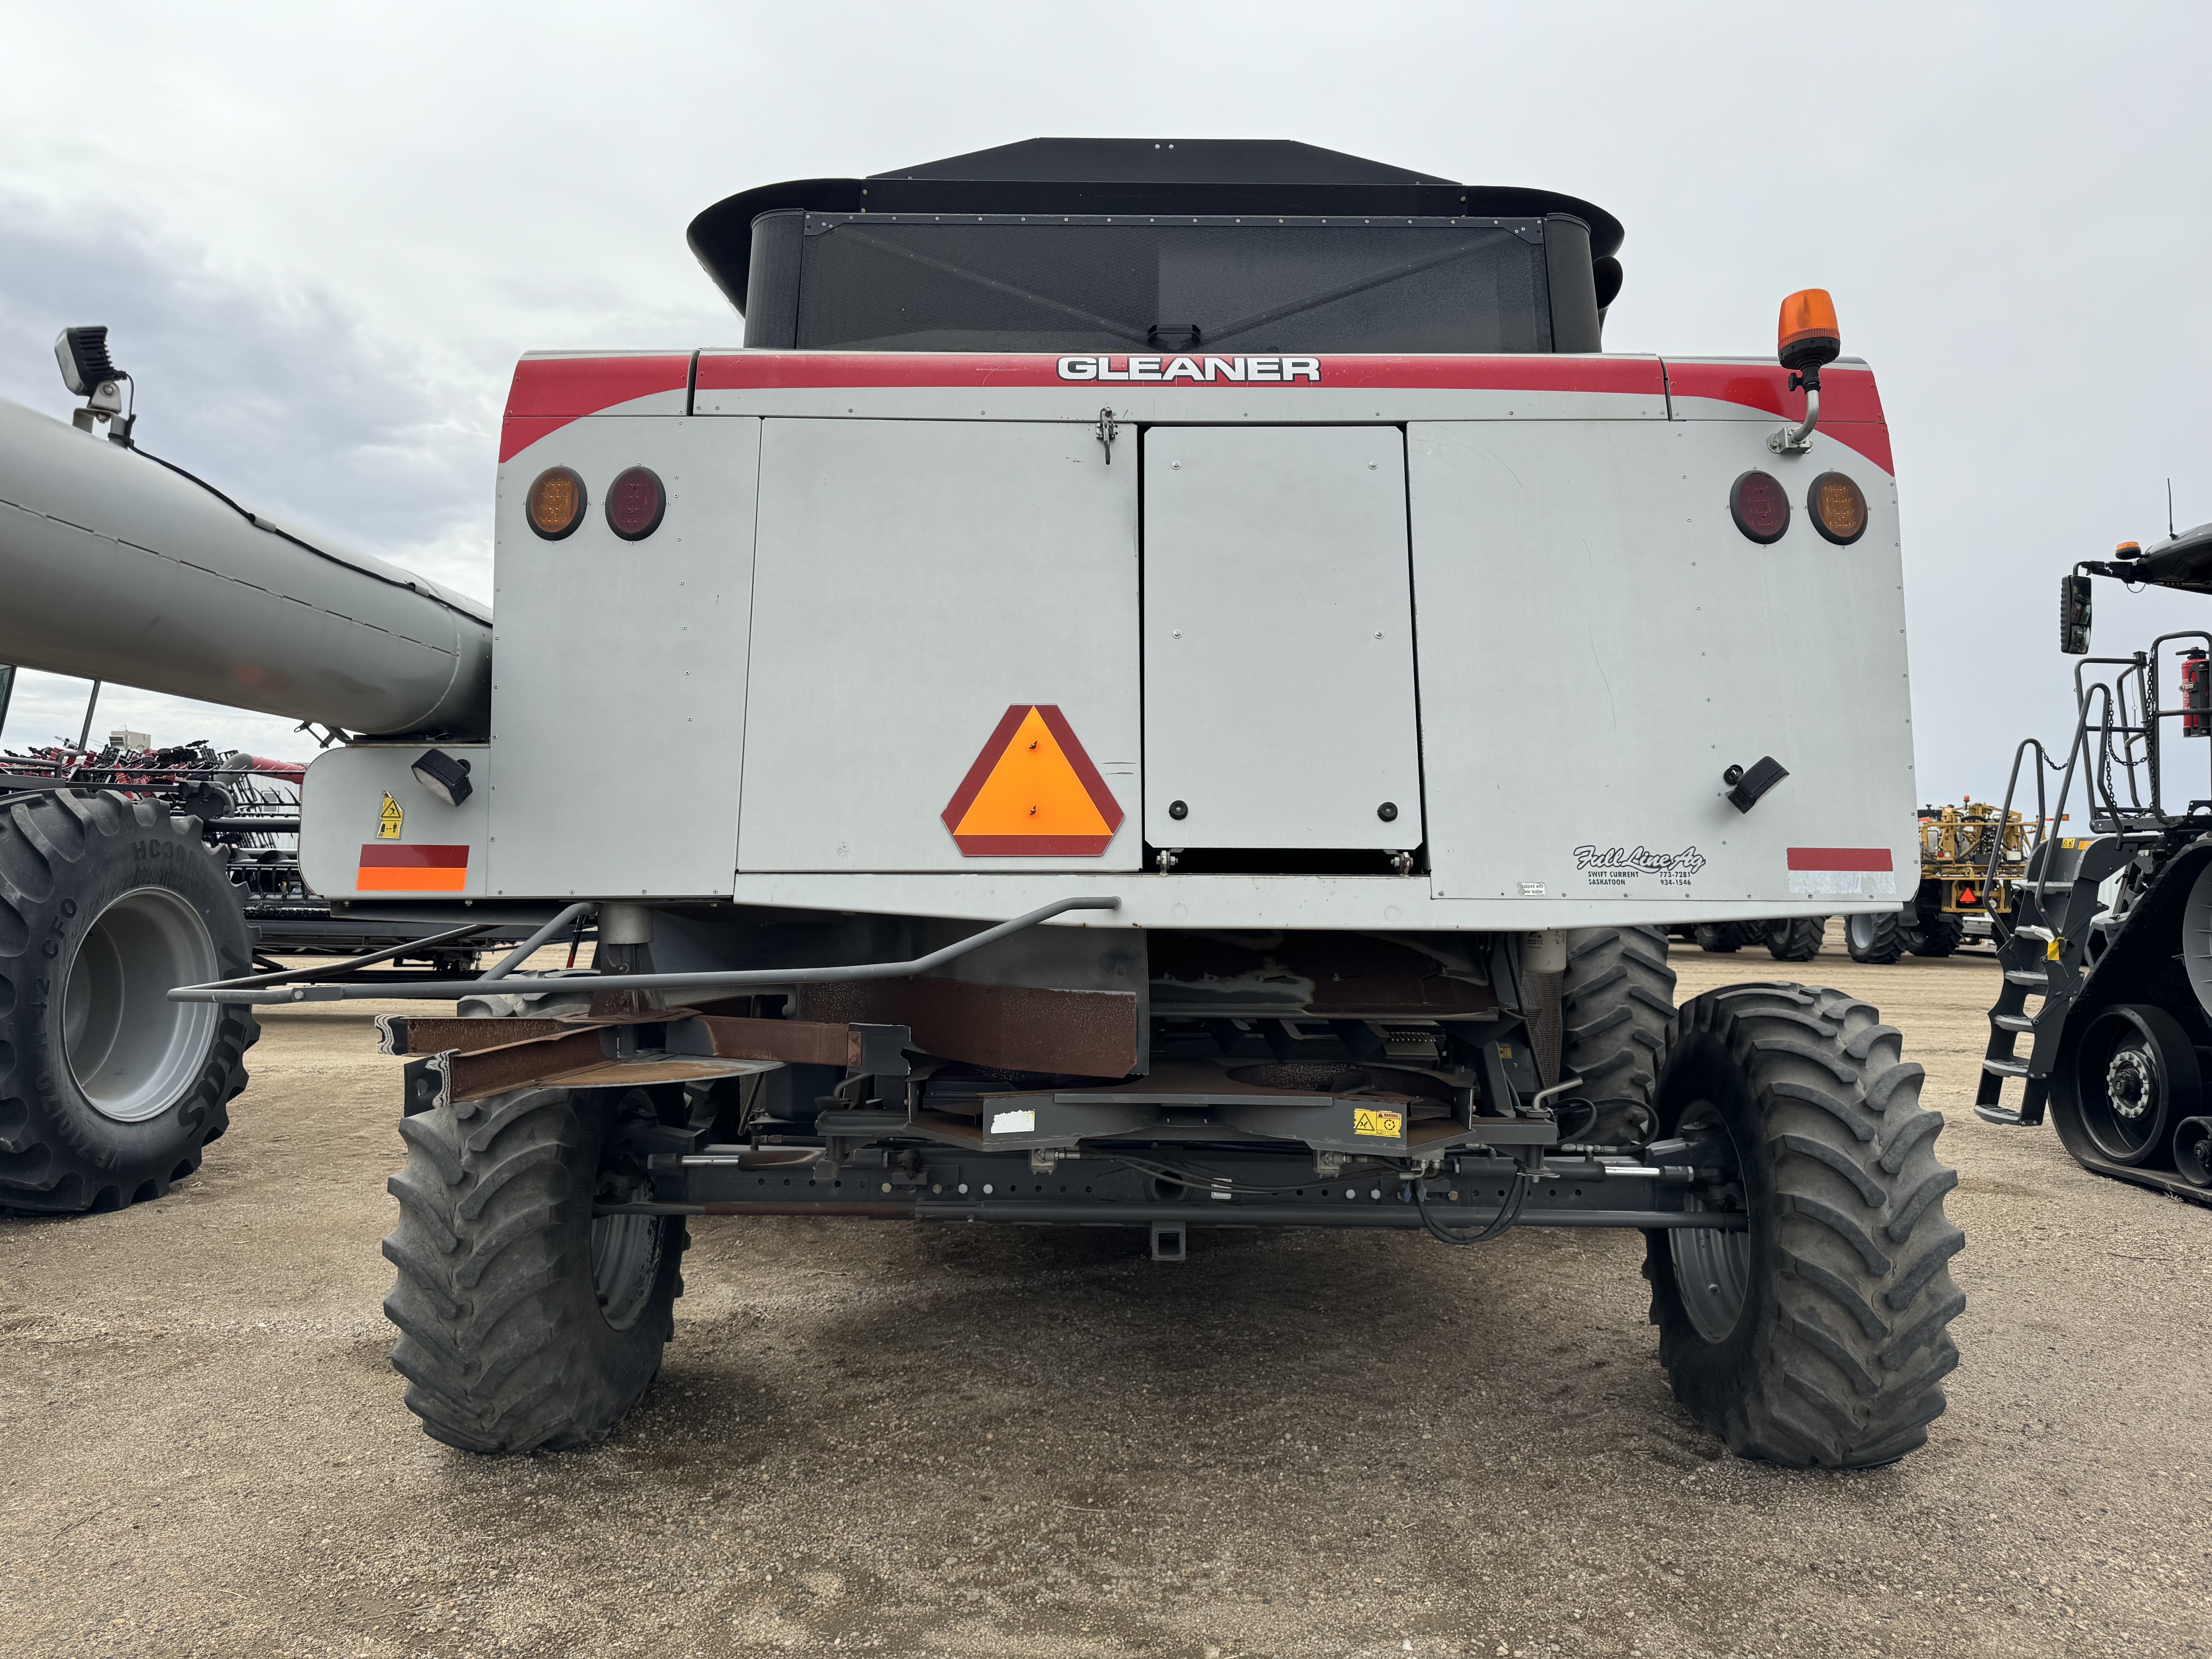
[
  {"xmin": 1844, "ymin": 910, "xmax": 1904, "ymax": 964},
  {"xmin": 1559, "ymin": 926, "xmax": 1678, "ymax": 1146},
  {"xmin": 382, "ymin": 1085, "xmax": 687, "ymax": 1453},
  {"xmin": 1763, "ymin": 917, "xmax": 1827, "ymax": 963},
  {"xmin": 1694, "ymin": 923, "xmax": 1756, "ymax": 954},
  {"xmin": 1644, "ymin": 983, "xmax": 1964, "ymax": 1468},
  {"xmin": 0, "ymin": 790, "xmax": 257, "ymax": 1214}
]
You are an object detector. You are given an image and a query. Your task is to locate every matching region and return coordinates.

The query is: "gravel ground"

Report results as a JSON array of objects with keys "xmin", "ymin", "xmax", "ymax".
[{"xmin": 4, "ymin": 929, "xmax": 2210, "ymax": 1659}]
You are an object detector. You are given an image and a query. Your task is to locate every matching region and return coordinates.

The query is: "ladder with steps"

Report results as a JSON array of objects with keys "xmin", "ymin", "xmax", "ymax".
[{"xmin": 1973, "ymin": 833, "xmax": 2132, "ymax": 1125}]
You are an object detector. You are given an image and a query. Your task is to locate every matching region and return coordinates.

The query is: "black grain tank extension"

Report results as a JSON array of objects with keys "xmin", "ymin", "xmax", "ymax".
[{"xmin": 690, "ymin": 137, "xmax": 1624, "ymax": 355}]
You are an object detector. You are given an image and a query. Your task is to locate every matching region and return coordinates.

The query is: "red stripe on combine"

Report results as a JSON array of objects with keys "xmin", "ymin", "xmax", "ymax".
[
  {"xmin": 357, "ymin": 843, "xmax": 472, "ymax": 868},
  {"xmin": 499, "ymin": 355, "xmax": 692, "ymax": 462},
  {"xmin": 1665, "ymin": 362, "xmax": 1893, "ymax": 475},
  {"xmin": 1786, "ymin": 847, "xmax": 1894, "ymax": 872},
  {"xmin": 696, "ymin": 351, "xmax": 1665, "ymax": 398}
]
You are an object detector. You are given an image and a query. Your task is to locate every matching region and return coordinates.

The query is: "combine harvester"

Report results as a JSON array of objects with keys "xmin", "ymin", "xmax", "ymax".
[{"xmin": 1, "ymin": 140, "xmax": 1963, "ymax": 1470}]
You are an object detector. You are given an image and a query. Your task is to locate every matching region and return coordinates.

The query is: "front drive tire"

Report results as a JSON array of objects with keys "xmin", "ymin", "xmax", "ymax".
[
  {"xmin": 0, "ymin": 790, "xmax": 257, "ymax": 1214},
  {"xmin": 1644, "ymin": 983, "xmax": 1965, "ymax": 1468},
  {"xmin": 382, "ymin": 1086, "xmax": 687, "ymax": 1453}
]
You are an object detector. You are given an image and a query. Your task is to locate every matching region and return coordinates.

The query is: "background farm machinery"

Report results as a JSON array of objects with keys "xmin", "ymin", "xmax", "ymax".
[{"xmin": 1974, "ymin": 520, "xmax": 2212, "ymax": 1204}]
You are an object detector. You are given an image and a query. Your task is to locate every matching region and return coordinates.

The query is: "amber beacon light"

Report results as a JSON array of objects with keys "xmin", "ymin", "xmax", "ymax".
[{"xmin": 1769, "ymin": 288, "xmax": 1841, "ymax": 456}]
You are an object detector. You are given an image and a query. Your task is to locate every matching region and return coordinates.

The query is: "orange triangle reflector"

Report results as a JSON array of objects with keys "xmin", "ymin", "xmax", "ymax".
[{"xmin": 941, "ymin": 705, "xmax": 1124, "ymax": 856}]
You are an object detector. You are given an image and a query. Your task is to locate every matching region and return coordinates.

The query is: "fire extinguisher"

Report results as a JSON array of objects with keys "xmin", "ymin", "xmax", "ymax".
[{"xmin": 2183, "ymin": 648, "xmax": 2211, "ymax": 738}]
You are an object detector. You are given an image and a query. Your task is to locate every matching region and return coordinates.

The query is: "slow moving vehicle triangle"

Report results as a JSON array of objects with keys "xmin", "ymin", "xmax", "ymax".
[{"xmin": 941, "ymin": 704, "xmax": 1123, "ymax": 855}]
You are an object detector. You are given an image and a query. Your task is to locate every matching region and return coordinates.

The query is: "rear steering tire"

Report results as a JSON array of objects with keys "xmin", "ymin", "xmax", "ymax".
[
  {"xmin": 0, "ymin": 790, "xmax": 257, "ymax": 1214},
  {"xmin": 1763, "ymin": 917, "xmax": 1827, "ymax": 963},
  {"xmin": 1559, "ymin": 927, "xmax": 1678, "ymax": 1146},
  {"xmin": 382, "ymin": 1085, "xmax": 687, "ymax": 1453},
  {"xmin": 1902, "ymin": 911, "xmax": 1964, "ymax": 958},
  {"xmin": 1644, "ymin": 983, "xmax": 1964, "ymax": 1468},
  {"xmin": 1844, "ymin": 911, "xmax": 1904, "ymax": 964}
]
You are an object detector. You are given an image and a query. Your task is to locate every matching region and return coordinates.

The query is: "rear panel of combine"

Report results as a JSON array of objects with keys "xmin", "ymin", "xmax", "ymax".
[{"xmin": 302, "ymin": 350, "xmax": 1914, "ymax": 927}]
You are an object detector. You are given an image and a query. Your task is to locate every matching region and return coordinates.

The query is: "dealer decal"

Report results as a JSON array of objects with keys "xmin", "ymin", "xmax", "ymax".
[
  {"xmin": 1573, "ymin": 843, "xmax": 1706, "ymax": 890},
  {"xmin": 1056, "ymin": 354, "xmax": 1321, "ymax": 384}
]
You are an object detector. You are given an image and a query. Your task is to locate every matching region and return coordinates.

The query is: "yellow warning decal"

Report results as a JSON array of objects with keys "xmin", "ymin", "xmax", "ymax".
[
  {"xmin": 378, "ymin": 792, "xmax": 404, "ymax": 841},
  {"xmin": 1353, "ymin": 1107, "xmax": 1404, "ymax": 1139},
  {"xmin": 2046, "ymin": 938, "xmax": 2062, "ymax": 960}
]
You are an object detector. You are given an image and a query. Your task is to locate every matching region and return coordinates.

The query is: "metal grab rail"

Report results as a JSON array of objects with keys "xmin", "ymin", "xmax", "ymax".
[
  {"xmin": 171, "ymin": 895, "xmax": 1125, "ymax": 1005},
  {"xmin": 1985, "ymin": 632, "xmax": 2212, "ymax": 942},
  {"xmin": 1982, "ymin": 738, "xmax": 2061, "ymax": 943}
]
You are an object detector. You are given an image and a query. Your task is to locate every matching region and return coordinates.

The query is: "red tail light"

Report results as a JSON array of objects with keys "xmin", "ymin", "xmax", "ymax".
[
  {"xmin": 1730, "ymin": 470, "xmax": 1790, "ymax": 544},
  {"xmin": 605, "ymin": 466, "xmax": 666, "ymax": 541}
]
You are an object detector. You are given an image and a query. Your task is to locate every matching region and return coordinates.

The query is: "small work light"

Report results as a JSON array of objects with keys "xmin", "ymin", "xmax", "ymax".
[
  {"xmin": 411, "ymin": 748, "xmax": 474, "ymax": 807},
  {"xmin": 55, "ymin": 325, "xmax": 122, "ymax": 397},
  {"xmin": 53, "ymin": 325, "xmax": 135, "ymax": 440}
]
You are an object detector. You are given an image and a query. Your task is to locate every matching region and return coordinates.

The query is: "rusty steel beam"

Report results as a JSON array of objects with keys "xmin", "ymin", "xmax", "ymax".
[
  {"xmin": 376, "ymin": 1015, "xmax": 572, "ymax": 1056},
  {"xmin": 446, "ymin": 1027, "xmax": 613, "ymax": 1100},
  {"xmin": 692, "ymin": 1014, "xmax": 862, "ymax": 1068},
  {"xmin": 795, "ymin": 978, "xmax": 1139, "ymax": 1077}
]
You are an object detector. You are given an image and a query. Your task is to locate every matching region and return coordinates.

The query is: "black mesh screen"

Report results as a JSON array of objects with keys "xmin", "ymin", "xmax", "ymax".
[{"xmin": 787, "ymin": 215, "xmax": 1553, "ymax": 353}]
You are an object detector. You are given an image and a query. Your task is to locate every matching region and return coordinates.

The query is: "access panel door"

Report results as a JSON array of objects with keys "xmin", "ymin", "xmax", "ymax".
[
  {"xmin": 738, "ymin": 419, "xmax": 1141, "ymax": 872},
  {"xmin": 1142, "ymin": 425, "xmax": 1423, "ymax": 851}
]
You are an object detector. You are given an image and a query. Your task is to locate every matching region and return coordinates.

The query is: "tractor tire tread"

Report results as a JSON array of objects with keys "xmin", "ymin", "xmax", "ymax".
[{"xmin": 1647, "ymin": 982, "xmax": 1964, "ymax": 1468}]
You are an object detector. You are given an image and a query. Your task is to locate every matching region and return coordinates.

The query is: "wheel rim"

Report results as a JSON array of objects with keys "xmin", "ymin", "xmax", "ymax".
[
  {"xmin": 62, "ymin": 886, "xmax": 220, "ymax": 1124},
  {"xmin": 1668, "ymin": 1104, "xmax": 1751, "ymax": 1342},
  {"xmin": 590, "ymin": 1213, "xmax": 663, "ymax": 1332},
  {"xmin": 2074, "ymin": 1010, "xmax": 2171, "ymax": 1164},
  {"xmin": 1846, "ymin": 914, "xmax": 1876, "ymax": 952}
]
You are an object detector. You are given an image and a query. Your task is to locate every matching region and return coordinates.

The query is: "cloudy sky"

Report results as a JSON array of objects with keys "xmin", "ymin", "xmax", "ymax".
[{"xmin": 2, "ymin": 1, "xmax": 2207, "ymax": 808}]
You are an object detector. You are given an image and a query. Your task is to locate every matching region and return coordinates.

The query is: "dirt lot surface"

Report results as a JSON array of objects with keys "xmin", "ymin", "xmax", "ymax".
[{"xmin": 5, "ymin": 929, "xmax": 2210, "ymax": 1659}]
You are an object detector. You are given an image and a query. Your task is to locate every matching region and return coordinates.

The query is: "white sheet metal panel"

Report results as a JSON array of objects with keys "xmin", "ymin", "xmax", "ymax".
[
  {"xmin": 738, "ymin": 420, "xmax": 1140, "ymax": 872},
  {"xmin": 488, "ymin": 416, "xmax": 760, "ymax": 897},
  {"xmin": 1410, "ymin": 419, "xmax": 1916, "ymax": 907},
  {"xmin": 1142, "ymin": 425, "xmax": 1422, "ymax": 851},
  {"xmin": 301, "ymin": 744, "xmax": 490, "ymax": 899}
]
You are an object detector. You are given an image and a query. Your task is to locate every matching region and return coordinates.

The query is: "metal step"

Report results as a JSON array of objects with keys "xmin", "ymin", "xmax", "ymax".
[
  {"xmin": 1981, "ymin": 1057, "xmax": 2029, "ymax": 1079},
  {"xmin": 1974, "ymin": 1103, "xmax": 2031, "ymax": 1127},
  {"xmin": 1992, "ymin": 1013, "xmax": 2035, "ymax": 1032},
  {"xmin": 2004, "ymin": 969, "xmax": 2049, "ymax": 986}
]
